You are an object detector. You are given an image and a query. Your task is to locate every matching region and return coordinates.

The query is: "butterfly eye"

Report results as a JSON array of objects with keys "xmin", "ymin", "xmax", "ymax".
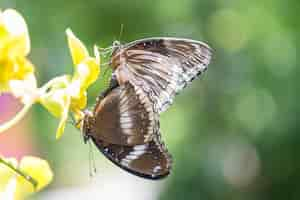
[
  {"xmin": 109, "ymin": 40, "xmax": 122, "ymax": 57},
  {"xmin": 112, "ymin": 40, "xmax": 121, "ymax": 48}
]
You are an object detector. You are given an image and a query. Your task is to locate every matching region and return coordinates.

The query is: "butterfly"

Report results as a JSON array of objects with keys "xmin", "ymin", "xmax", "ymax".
[{"xmin": 82, "ymin": 37, "xmax": 212, "ymax": 179}]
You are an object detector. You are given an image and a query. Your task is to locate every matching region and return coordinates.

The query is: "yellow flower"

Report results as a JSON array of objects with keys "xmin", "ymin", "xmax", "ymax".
[
  {"xmin": 0, "ymin": 9, "xmax": 99, "ymax": 138},
  {"xmin": 0, "ymin": 156, "xmax": 53, "ymax": 200},
  {"xmin": 0, "ymin": 24, "xmax": 99, "ymax": 138},
  {"xmin": 0, "ymin": 8, "xmax": 38, "ymax": 134},
  {"xmin": 0, "ymin": 9, "xmax": 35, "ymax": 94},
  {"xmin": 39, "ymin": 29, "xmax": 100, "ymax": 139}
]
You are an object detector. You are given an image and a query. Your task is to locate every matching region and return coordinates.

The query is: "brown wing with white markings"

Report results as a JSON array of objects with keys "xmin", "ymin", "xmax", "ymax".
[
  {"xmin": 91, "ymin": 132, "xmax": 172, "ymax": 179},
  {"xmin": 85, "ymin": 82, "xmax": 157, "ymax": 145},
  {"xmin": 111, "ymin": 37, "xmax": 212, "ymax": 113}
]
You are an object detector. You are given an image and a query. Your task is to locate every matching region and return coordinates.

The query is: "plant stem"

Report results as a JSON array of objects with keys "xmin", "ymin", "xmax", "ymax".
[
  {"xmin": 0, "ymin": 157, "xmax": 37, "ymax": 189},
  {"xmin": 0, "ymin": 102, "xmax": 33, "ymax": 133}
]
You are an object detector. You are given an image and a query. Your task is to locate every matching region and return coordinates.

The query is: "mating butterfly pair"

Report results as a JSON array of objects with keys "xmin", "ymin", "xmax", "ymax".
[{"xmin": 82, "ymin": 37, "xmax": 212, "ymax": 179}]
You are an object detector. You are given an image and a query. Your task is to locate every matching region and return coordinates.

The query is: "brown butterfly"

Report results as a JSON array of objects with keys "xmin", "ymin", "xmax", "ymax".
[{"xmin": 82, "ymin": 37, "xmax": 212, "ymax": 179}]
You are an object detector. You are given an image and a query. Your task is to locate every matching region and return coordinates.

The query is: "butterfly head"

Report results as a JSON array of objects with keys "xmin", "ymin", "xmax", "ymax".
[{"xmin": 111, "ymin": 40, "xmax": 121, "ymax": 54}]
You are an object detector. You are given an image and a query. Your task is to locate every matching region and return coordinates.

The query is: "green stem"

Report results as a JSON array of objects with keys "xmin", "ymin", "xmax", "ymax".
[
  {"xmin": 0, "ymin": 102, "xmax": 33, "ymax": 133},
  {"xmin": 0, "ymin": 157, "xmax": 37, "ymax": 189}
]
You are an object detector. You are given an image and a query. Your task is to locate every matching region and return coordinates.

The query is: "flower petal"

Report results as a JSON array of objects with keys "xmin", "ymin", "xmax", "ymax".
[
  {"xmin": 2, "ymin": 9, "xmax": 30, "ymax": 56},
  {"xmin": 18, "ymin": 156, "xmax": 53, "ymax": 192},
  {"xmin": 39, "ymin": 89, "xmax": 68, "ymax": 118},
  {"xmin": 77, "ymin": 58, "xmax": 100, "ymax": 89},
  {"xmin": 70, "ymin": 58, "xmax": 100, "ymax": 100},
  {"xmin": 55, "ymin": 95, "xmax": 71, "ymax": 139},
  {"xmin": 38, "ymin": 76, "xmax": 71, "ymax": 118},
  {"xmin": 0, "ymin": 57, "xmax": 35, "ymax": 93},
  {"xmin": 66, "ymin": 28, "xmax": 89, "ymax": 66},
  {"xmin": 0, "ymin": 177, "xmax": 17, "ymax": 200},
  {"xmin": 13, "ymin": 156, "xmax": 53, "ymax": 199},
  {"xmin": 70, "ymin": 90, "xmax": 87, "ymax": 111},
  {"xmin": 9, "ymin": 73, "xmax": 37, "ymax": 104}
]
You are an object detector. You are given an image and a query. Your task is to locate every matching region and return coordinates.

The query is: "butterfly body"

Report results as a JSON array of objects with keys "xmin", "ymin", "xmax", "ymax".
[{"xmin": 82, "ymin": 37, "xmax": 212, "ymax": 179}]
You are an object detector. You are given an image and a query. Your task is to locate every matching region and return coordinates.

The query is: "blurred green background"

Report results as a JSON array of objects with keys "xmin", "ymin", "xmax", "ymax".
[{"xmin": 1, "ymin": 0, "xmax": 299, "ymax": 199}]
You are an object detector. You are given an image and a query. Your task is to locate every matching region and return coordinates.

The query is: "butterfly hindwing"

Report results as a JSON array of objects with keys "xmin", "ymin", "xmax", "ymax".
[
  {"xmin": 87, "ymin": 82, "xmax": 157, "ymax": 145},
  {"xmin": 111, "ymin": 37, "xmax": 212, "ymax": 113},
  {"xmin": 91, "ymin": 133, "xmax": 172, "ymax": 179}
]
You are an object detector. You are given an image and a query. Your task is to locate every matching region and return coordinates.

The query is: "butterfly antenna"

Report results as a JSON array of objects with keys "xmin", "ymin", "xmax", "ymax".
[{"xmin": 118, "ymin": 24, "xmax": 124, "ymax": 43}]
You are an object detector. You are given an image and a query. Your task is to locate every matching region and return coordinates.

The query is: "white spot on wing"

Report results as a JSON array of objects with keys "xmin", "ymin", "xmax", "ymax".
[
  {"xmin": 120, "ymin": 144, "xmax": 148, "ymax": 166},
  {"xmin": 120, "ymin": 120, "xmax": 133, "ymax": 129},
  {"xmin": 134, "ymin": 144, "xmax": 147, "ymax": 151},
  {"xmin": 153, "ymin": 165, "xmax": 162, "ymax": 173},
  {"xmin": 120, "ymin": 116, "xmax": 132, "ymax": 124}
]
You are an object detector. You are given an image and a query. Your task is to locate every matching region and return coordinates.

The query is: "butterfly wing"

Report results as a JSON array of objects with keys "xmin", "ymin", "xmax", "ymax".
[
  {"xmin": 86, "ymin": 82, "xmax": 157, "ymax": 145},
  {"xmin": 91, "ymin": 133, "xmax": 172, "ymax": 179},
  {"xmin": 111, "ymin": 37, "xmax": 212, "ymax": 113}
]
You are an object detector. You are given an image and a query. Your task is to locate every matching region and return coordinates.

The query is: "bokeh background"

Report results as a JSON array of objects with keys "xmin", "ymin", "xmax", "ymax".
[{"xmin": 0, "ymin": 0, "xmax": 299, "ymax": 199}]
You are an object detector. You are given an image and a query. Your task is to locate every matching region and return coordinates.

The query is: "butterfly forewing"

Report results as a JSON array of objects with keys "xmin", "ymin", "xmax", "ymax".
[
  {"xmin": 111, "ymin": 37, "xmax": 212, "ymax": 113},
  {"xmin": 86, "ymin": 82, "xmax": 157, "ymax": 146}
]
